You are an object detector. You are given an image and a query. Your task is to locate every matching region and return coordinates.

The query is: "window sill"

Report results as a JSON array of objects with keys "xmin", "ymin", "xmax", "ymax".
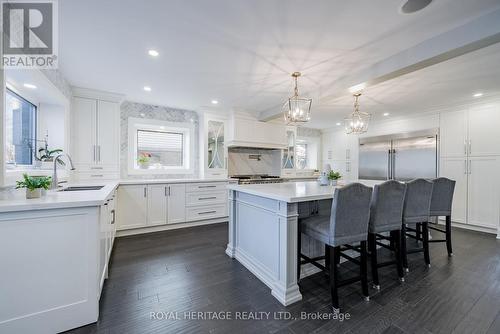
[{"xmin": 128, "ymin": 168, "xmax": 193, "ymax": 175}]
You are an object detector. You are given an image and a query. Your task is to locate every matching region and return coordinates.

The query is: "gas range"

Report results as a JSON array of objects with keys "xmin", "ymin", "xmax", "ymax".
[{"xmin": 231, "ymin": 175, "xmax": 285, "ymax": 185}]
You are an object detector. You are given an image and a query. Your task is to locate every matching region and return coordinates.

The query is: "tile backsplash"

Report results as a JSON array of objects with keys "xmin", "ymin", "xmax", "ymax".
[
  {"xmin": 228, "ymin": 148, "xmax": 281, "ymax": 176},
  {"xmin": 120, "ymin": 101, "xmax": 199, "ymax": 179}
]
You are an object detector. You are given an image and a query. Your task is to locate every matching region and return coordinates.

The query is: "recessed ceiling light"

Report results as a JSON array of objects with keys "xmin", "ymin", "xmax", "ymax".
[
  {"xmin": 140, "ymin": 113, "xmax": 145, "ymax": 117},
  {"xmin": 383, "ymin": 112, "xmax": 390, "ymax": 116},
  {"xmin": 148, "ymin": 49, "xmax": 159, "ymax": 57},
  {"xmin": 211, "ymin": 100, "xmax": 219, "ymax": 105},
  {"xmin": 336, "ymin": 122, "xmax": 341, "ymax": 126},
  {"xmin": 473, "ymin": 92, "xmax": 483, "ymax": 98},
  {"xmin": 23, "ymin": 83, "xmax": 37, "ymax": 89},
  {"xmin": 143, "ymin": 86, "xmax": 152, "ymax": 92}
]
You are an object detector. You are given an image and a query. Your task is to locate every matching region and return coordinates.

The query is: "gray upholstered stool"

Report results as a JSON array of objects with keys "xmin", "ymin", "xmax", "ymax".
[
  {"xmin": 428, "ymin": 178, "xmax": 456, "ymax": 256},
  {"xmin": 368, "ymin": 180, "xmax": 406, "ymax": 289},
  {"xmin": 298, "ymin": 183, "xmax": 372, "ymax": 311},
  {"xmin": 401, "ymin": 178, "xmax": 434, "ymax": 270}
]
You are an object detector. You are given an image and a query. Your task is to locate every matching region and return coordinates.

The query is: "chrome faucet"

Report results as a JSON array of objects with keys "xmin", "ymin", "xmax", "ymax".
[{"xmin": 51, "ymin": 154, "xmax": 76, "ymax": 190}]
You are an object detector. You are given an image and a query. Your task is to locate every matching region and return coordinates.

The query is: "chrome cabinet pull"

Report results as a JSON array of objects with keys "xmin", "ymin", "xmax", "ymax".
[
  {"xmin": 91, "ymin": 166, "xmax": 103, "ymax": 170},
  {"xmin": 144, "ymin": 187, "xmax": 147, "ymax": 197},
  {"xmin": 98, "ymin": 145, "xmax": 101, "ymax": 162},
  {"xmin": 464, "ymin": 160, "xmax": 467, "ymax": 174},
  {"xmin": 468, "ymin": 140, "xmax": 471, "ymax": 155},
  {"xmin": 168, "ymin": 186, "xmax": 171, "ymax": 196},
  {"xmin": 468, "ymin": 160, "xmax": 472, "ymax": 174},
  {"xmin": 91, "ymin": 174, "xmax": 103, "ymax": 177},
  {"xmin": 464, "ymin": 140, "xmax": 467, "ymax": 155},
  {"xmin": 164, "ymin": 186, "xmax": 167, "ymax": 196},
  {"xmin": 199, "ymin": 196, "xmax": 217, "ymax": 200},
  {"xmin": 111, "ymin": 210, "xmax": 115, "ymax": 224},
  {"xmin": 199, "ymin": 185, "xmax": 216, "ymax": 188},
  {"xmin": 93, "ymin": 145, "xmax": 96, "ymax": 162},
  {"xmin": 198, "ymin": 211, "xmax": 217, "ymax": 215}
]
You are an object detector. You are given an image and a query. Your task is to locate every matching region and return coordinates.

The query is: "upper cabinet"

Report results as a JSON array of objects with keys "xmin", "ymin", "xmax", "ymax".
[
  {"xmin": 71, "ymin": 88, "xmax": 123, "ymax": 181},
  {"xmin": 282, "ymin": 127, "xmax": 296, "ymax": 169},
  {"xmin": 200, "ymin": 113, "xmax": 228, "ymax": 179},
  {"xmin": 440, "ymin": 102, "xmax": 500, "ymax": 158}
]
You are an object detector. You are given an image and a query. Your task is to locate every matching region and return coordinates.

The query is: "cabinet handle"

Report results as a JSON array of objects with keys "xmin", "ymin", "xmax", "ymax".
[
  {"xmin": 98, "ymin": 145, "xmax": 101, "ymax": 162},
  {"xmin": 464, "ymin": 160, "xmax": 467, "ymax": 175},
  {"xmin": 91, "ymin": 166, "xmax": 103, "ymax": 170},
  {"xmin": 91, "ymin": 174, "xmax": 103, "ymax": 177},
  {"xmin": 144, "ymin": 187, "xmax": 147, "ymax": 197},
  {"xmin": 346, "ymin": 149, "xmax": 350, "ymax": 160},
  {"xmin": 468, "ymin": 160, "xmax": 471, "ymax": 174},
  {"xmin": 168, "ymin": 186, "xmax": 171, "ymax": 196},
  {"xmin": 199, "ymin": 196, "xmax": 217, "ymax": 200},
  {"xmin": 464, "ymin": 140, "xmax": 467, "ymax": 155},
  {"xmin": 164, "ymin": 186, "xmax": 167, "ymax": 196},
  {"xmin": 199, "ymin": 185, "xmax": 216, "ymax": 188},
  {"xmin": 198, "ymin": 211, "xmax": 217, "ymax": 215},
  {"xmin": 93, "ymin": 145, "xmax": 96, "ymax": 162},
  {"xmin": 111, "ymin": 209, "xmax": 115, "ymax": 224},
  {"xmin": 468, "ymin": 140, "xmax": 471, "ymax": 155}
]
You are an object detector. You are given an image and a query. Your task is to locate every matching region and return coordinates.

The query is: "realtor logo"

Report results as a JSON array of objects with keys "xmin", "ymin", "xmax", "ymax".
[{"xmin": 2, "ymin": 0, "xmax": 58, "ymax": 68}]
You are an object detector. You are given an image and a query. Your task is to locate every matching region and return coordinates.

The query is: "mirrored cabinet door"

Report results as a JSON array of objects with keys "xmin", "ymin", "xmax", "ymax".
[
  {"xmin": 282, "ymin": 129, "xmax": 295, "ymax": 169},
  {"xmin": 207, "ymin": 120, "xmax": 225, "ymax": 169}
]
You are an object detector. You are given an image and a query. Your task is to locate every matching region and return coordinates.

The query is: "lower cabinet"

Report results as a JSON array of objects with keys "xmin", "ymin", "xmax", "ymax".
[
  {"xmin": 98, "ymin": 190, "xmax": 117, "ymax": 295},
  {"xmin": 116, "ymin": 182, "xmax": 226, "ymax": 231},
  {"xmin": 440, "ymin": 156, "xmax": 500, "ymax": 230}
]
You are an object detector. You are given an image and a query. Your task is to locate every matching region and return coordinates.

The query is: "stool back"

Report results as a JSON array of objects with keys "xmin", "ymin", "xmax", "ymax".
[
  {"xmin": 430, "ymin": 178, "xmax": 456, "ymax": 217},
  {"xmin": 330, "ymin": 183, "xmax": 372, "ymax": 245},
  {"xmin": 369, "ymin": 180, "xmax": 406, "ymax": 233},
  {"xmin": 402, "ymin": 178, "xmax": 433, "ymax": 224}
]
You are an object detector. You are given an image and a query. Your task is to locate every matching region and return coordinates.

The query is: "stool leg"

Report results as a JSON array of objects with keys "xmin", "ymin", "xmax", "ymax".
[
  {"xmin": 422, "ymin": 222, "xmax": 431, "ymax": 267},
  {"xmin": 335, "ymin": 246, "xmax": 341, "ymax": 266},
  {"xmin": 325, "ymin": 244, "xmax": 330, "ymax": 270},
  {"xmin": 368, "ymin": 233, "xmax": 379, "ymax": 289},
  {"xmin": 416, "ymin": 223, "xmax": 422, "ymax": 243},
  {"xmin": 360, "ymin": 241, "xmax": 369, "ymax": 301},
  {"xmin": 297, "ymin": 222, "xmax": 301, "ymax": 281},
  {"xmin": 446, "ymin": 215, "xmax": 453, "ymax": 256},
  {"xmin": 394, "ymin": 230, "xmax": 404, "ymax": 281},
  {"xmin": 329, "ymin": 245, "xmax": 340, "ymax": 311},
  {"xmin": 401, "ymin": 224, "xmax": 409, "ymax": 271}
]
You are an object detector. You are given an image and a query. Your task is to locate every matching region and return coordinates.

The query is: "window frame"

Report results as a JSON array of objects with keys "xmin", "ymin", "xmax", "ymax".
[
  {"xmin": 296, "ymin": 136, "xmax": 320, "ymax": 170},
  {"xmin": 5, "ymin": 88, "xmax": 38, "ymax": 168},
  {"xmin": 127, "ymin": 117, "xmax": 194, "ymax": 175}
]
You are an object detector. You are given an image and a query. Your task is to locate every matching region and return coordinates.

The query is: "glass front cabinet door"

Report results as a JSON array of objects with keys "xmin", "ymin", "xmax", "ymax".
[
  {"xmin": 203, "ymin": 116, "xmax": 228, "ymax": 178},
  {"xmin": 282, "ymin": 127, "xmax": 296, "ymax": 176}
]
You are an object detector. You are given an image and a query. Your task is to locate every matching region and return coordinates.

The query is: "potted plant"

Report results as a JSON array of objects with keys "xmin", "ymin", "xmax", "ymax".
[
  {"xmin": 137, "ymin": 153, "xmax": 151, "ymax": 169},
  {"xmin": 37, "ymin": 145, "xmax": 65, "ymax": 169},
  {"xmin": 327, "ymin": 171, "xmax": 342, "ymax": 186},
  {"xmin": 16, "ymin": 173, "xmax": 52, "ymax": 199}
]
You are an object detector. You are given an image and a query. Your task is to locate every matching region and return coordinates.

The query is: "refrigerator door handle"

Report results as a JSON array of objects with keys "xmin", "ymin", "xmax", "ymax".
[
  {"xmin": 387, "ymin": 149, "xmax": 392, "ymax": 180},
  {"xmin": 392, "ymin": 149, "xmax": 396, "ymax": 180}
]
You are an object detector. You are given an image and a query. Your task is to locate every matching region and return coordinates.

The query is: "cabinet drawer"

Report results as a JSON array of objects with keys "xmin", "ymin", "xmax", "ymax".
[
  {"xmin": 72, "ymin": 171, "xmax": 119, "ymax": 181},
  {"xmin": 186, "ymin": 204, "xmax": 227, "ymax": 221},
  {"xmin": 186, "ymin": 190, "xmax": 227, "ymax": 206},
  {"xmin": 75, "ymin": 163, "xmax": 119, "ymax": 172},
  {"xmin": 186, "ymin": 182, "xmax": 227, "ymax": 193}
]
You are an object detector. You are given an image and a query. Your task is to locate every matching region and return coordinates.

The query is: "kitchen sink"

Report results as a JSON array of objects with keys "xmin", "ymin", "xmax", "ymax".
[{"xmin": 58, "ymin": 186, "xmax": 105, "ymax": 192}]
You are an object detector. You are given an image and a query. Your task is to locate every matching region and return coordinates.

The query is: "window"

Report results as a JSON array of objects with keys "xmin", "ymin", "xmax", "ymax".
[
  {"xmin": 5, "ymin": 89, "xmax": 37, "ymax": 167},
  {"xmin": 137, "ymin": 130, "xmax": 184, "ymax": 167},
  {"xmin": 128, "ymin": 118, "xmax": 194, "ymax": 174}
]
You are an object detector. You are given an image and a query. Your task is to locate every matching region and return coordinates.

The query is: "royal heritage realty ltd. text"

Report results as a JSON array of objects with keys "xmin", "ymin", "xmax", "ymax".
[{"xmin": 150, "ymin": 311, "xmax": 351, "ymax": 322}]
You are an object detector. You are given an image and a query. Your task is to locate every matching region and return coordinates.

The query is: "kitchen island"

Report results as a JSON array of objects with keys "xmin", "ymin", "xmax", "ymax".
[{"xmin": 226, "ymin": 181, "xmax": 343, "ymax": 306}]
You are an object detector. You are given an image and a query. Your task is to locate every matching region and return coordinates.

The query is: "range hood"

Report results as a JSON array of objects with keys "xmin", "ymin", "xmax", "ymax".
[{"xmin": 226, "ymin": 117, "xmax": 287, "ymax": 149}]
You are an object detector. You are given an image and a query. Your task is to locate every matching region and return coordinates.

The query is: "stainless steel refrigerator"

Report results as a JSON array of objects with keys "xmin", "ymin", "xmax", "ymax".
[{"xmin": 358, "ymin": 130, "xmax": 438, "ymax": 181}]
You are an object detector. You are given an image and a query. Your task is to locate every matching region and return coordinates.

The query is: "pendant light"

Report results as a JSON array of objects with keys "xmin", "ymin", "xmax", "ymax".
[
  {"xmin": 283, "ymin": 72, "xmax": 312, "ymax": 125},
  {"xmin": 344, "ymin": 93, "xmax": 370, "ymax": 134}
]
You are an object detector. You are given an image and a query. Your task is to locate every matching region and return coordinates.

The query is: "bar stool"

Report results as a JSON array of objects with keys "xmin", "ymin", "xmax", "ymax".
[
  {"xmin": 401, "ymin": 178, "xmax": 433, "ymax": 271},
  {"xmin": 428, "ymin": 178, "xmax": 456, "ymax": 256},
  {"xmin": 367, "ymin": 180, "xmax": 406, "ymax": 289},
  {"xmin": 298, "ymin": 183, "xmax": 372, "ymax": 311}
]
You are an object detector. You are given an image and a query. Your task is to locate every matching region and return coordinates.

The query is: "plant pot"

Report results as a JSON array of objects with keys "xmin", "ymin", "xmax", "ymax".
[
  {"xmin": 139, "ymin": 162, "xmax": 150, "ymax": 169},
  {"xmin": 26, "ymin": 188, "xmax": 42, "ymax": 199},
  {"xmin": 330, "ymin": 180, "xmax": 338, "ymax": 186}
]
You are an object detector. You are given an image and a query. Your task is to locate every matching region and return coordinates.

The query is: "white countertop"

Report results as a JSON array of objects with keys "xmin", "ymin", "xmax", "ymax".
[
  {"xmin": 0, "ymin": 178, "xmax": 230, "ymax": 213},
  {"xmin": 227, "ymin": 179, "xmax": 382, "ymax": 203}
]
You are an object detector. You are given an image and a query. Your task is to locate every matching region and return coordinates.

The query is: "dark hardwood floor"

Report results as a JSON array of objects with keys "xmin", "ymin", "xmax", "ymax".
[{"xmin": 66, "ymin": 223, "xmax": 500, "ymax": 334}]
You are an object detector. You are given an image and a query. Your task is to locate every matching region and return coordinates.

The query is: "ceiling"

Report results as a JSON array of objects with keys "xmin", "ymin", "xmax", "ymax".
[{"xmin": 58, "ymin": 0, "xmax": 500, "ymax": 128}]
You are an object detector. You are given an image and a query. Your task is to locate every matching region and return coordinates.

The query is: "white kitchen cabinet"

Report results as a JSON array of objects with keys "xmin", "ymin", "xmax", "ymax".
[
  {"xmin": 98, "ymin": 203, "xmax": 108, "ymax": 292},
  {"xmin": 467, "ymin": 157, "xmax": 500, "ymax": 229},
  {"xmin": 467, "ymin": 104, "xmax": 500, "ymax": 156},
  {"xmin": 147, "ymin": 185, "xmax": 168, "ymax": 226},
  {"xmin": 167, "ymin": 184, "xmax": 186, "ymax": 224},
  {"xmin": 116, "ymin": 185, "xmax": 148, "ymax": 230},
  {"xmin": 281, "ymin": 127, "xmax": 296, "ymax": 177},
  {"xmin": 72, "ymin": 97, "xmax": 96, "ymax": 166},
  {"xmin": 226, "ymin": 116, "xmax": 287, "ymax": 149},
  {"xmin": 200, "ymin": 114, "xmax": 228, "ymax": 178},
  {"xmin": 96, "ymin": 100, "xmax": 120, "ymax": 167},
  {"xmin": 71, "ymin": 89, "xmax": 122, "ymax": 180},
  {"xmin": 440, "ymin": 110, "xmax": 467, "ymax": 158},
  {"xmin": 439, "ymin": 158, "xmax": 468, "ymax": 224}
]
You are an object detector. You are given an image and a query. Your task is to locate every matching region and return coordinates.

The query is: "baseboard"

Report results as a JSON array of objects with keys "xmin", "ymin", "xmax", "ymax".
[
  {"xmin": 437, "ymin": 219, "xmax": 498, "ymax": 236},
  {"xmin": 116, "ymin": 218, "xmax": 228, "ymax": 237}
]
